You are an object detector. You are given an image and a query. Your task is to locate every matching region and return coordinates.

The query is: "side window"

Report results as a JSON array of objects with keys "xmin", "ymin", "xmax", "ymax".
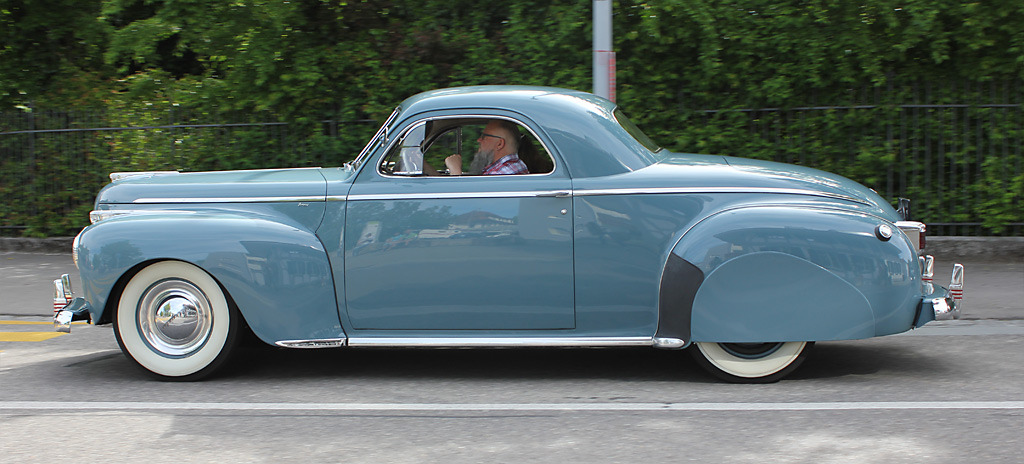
[
  {"xmin": 379, "ymin": 118, "xmax": 554, "ymax": 176},
  {"xmin": 423, "ymin": 126, "xmax": 475, "ymax": 173}
]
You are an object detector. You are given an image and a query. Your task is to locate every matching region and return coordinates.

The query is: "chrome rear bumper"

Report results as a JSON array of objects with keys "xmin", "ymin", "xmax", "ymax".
[{"xmin": 920, "ymin": 257, "xmax": 964, "ymax": 322}]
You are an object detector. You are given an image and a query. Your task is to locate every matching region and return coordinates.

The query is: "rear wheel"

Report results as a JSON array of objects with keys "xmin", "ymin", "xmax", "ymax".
[
  {"xmin": 690, "ymin": 341, "xmax": 812, "ymax": 383},
  {"xmin": 113, "ymin": 261, "xmax": 239, "ymax": 380}
]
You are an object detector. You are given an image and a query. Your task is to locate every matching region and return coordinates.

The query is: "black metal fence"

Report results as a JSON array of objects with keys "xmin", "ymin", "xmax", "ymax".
[
  {"xmin": 2, "ymin": 85, "xmax": 1023, "ymax": 236},
  {"xmin": 0, "ymin": 107, "xmax": 378, "ymax": 236},
  {"xmin": 685, "ymin": 81, "xmax": 1024, "ymax": 236}
]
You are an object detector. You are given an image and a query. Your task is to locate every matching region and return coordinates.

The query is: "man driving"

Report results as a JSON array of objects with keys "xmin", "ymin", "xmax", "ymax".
[{"xmin": 427, "ymin": 120, "xmax": 529, "ymax": 176}]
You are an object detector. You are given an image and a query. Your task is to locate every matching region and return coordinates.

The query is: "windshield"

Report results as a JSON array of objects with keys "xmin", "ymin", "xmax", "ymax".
[
  {"xmin": 347, "ymin": 107, "xmax": 401, "ymax": 172},
  {"xmin": 614, "ymin": 108, "xmax": 661, "ymax": 153}
]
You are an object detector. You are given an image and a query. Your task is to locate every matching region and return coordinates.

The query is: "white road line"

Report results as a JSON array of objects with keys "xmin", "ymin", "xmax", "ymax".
[{"xmin": 1, "ymin": 401, "xmax": 1022, "ymax": 412}]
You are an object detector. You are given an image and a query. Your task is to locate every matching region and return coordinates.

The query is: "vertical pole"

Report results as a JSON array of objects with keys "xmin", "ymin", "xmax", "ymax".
[
  {"xmin": 170, "ymin": 100, "xmax": 176, "ymax": 167},
  {"xmin": 27, "ymin": 102, "xmax": 37, "ymax": 221},
  {"xmin": 593, "ymin": 0, "xmax": 615, "ymax": 102}
]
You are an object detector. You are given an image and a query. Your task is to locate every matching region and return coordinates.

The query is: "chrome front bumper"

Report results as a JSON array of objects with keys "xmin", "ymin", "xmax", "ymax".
[
  {"xmin": 52, "ymin": 274, "xmax": 92, "ymax": 332},
  {"xmin": 920, "ymin": 256, "xmax": 964, "ymax": 322}
]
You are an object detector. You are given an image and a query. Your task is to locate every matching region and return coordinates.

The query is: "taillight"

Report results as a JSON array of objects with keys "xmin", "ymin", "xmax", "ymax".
[{"xmin": 895, "ymin": 221, "xmax": 927, "ymax": 252}]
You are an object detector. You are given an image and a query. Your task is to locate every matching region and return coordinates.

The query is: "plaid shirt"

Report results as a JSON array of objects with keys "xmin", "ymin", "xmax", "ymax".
[{"xmin": 482, "ymin": 153, "xmax": 529, "ymax": 175}]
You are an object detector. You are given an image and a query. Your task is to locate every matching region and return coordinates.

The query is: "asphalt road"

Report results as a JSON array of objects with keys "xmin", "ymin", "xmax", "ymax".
[{"xmin": 1, "ymin": 251, "xmax": 1022, "ymax": 463}]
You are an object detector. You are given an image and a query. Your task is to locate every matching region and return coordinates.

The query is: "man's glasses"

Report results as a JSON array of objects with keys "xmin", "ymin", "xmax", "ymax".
[{"xmin": 480, "ymin": 133, "xmax": 504, "ymax": 141}]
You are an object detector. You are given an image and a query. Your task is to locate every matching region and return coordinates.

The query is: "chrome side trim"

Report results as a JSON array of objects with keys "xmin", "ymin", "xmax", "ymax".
[
  {"xmin": 241, "ymin": 188, "xmax": 863, "ymax": 203},
  {"xmin": 345, "ymin": 337, "xmax": 653, "ymax": 348},
  {"xmin": 90, "ymin": 209, "xmax": 197, "ymax": 224},
  {"xmin": 347, "ymin": 190, "xmax": 571, "ymax": 201},
  {"xmin": 132, "ymin": 196, "xmax": 326, "ymax": 204},
  {"xmin": 574, "ymin": 187, "xmax": 870, "ymax": 204},
  {"xmin": 275, "ymin": 338, "xmax": 347, "ymax": 348}
]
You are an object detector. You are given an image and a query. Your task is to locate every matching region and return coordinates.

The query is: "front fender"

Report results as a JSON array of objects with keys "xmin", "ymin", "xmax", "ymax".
[
  {"xmin": 75, "ymin": 212, "xmax": 344, "ymax": 344},
  {"xmin": 669, "ymin": 205, "xmax": 920, "ymax": 342}
]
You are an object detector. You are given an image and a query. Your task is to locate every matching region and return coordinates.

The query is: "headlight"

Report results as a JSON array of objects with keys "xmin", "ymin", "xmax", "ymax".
[{"xmin": 72, "ymin": 229, "xmax": 83, "ymax": 268}]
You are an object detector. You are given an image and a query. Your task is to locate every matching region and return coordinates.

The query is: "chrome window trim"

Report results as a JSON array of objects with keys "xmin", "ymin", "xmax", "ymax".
[
  {"xmin": 375, "ymin": 114, "xmax": 558, "ymax": 179},
  {"xmin": 132, "ymin": 196, "xmax": 326, "ymax": 204},
  {"xmin": 345, "ymin": 336, "xmax": 653, "ymax": 348},
  {"xmin": 347, "ymin": 107, "xmax": 401, "ymax": 172}
]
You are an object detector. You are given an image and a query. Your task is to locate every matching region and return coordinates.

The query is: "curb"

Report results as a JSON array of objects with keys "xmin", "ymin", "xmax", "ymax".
[
  {"xmin": 925, "ymin": 236, "xmax": 1024, "ymax": 260},
  {"xmin": 0, "ymin": 237, "xmax": 76, "ymax": 253},
  {"xmin": 2, "ymin": 235, "xmax": 1022, "ymax": 259}
]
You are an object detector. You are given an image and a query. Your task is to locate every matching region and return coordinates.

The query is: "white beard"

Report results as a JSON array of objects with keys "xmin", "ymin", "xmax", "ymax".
[{"xmin": 469, "ymin": 148, "xmax": 495, "ymax": 175}]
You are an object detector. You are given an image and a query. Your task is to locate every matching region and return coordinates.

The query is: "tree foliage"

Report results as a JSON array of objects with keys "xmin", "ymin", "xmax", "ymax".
[
  {"xmin": 0, "ymin": 0, "xmax": 109, "ymax": 108},
  {"xmin": 2, "ymin": 0, "xmax": 1024, "ymax": 236}
]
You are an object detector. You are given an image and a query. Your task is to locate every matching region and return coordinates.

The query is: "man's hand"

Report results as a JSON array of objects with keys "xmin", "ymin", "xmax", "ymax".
[{"xmin": 445, "ymin": 155, "xmax": 463, "ymax": 175}]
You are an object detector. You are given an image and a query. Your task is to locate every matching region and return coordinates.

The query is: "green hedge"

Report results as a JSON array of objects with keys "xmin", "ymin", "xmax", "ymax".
[{"xmin": 2, "ymin": 1, "xmax": 1023, "ymax": 235}]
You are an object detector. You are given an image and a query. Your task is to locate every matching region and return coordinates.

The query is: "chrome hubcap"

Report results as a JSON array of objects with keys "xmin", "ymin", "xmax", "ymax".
[{"xmin": 137, "ymin": 279, "xmax": 212, "ymax": 356}]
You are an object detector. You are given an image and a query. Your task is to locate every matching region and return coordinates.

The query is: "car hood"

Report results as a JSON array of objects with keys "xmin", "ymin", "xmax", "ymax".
[
  {"xmin": 602, "ymin": 152, "xmax": 898, "ymax": 219},
  {"xmin": 95, "ymin": 168, "xmax": 330, "ymax": 205}
]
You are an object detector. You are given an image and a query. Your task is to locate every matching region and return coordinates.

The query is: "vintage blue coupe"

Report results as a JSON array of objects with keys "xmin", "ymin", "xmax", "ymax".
[{"xmin": 52, "ymin": 86, "xmax": 964, "ymax": 382}]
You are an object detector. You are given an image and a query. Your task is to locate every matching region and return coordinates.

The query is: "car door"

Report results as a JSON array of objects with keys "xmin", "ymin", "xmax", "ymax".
[{"xmin": 343, "ymin": 114, "xmax": 574, "ymax": 330}]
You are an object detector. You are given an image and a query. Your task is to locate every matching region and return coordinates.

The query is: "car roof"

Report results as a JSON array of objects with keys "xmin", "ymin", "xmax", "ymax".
[
  {"xmin": 399, "ymin": 86, "xmax": 615, "ymax": 115},
  {"xmin": 396, "ymin": 86, "xmax": 660, "ymax": 177}
]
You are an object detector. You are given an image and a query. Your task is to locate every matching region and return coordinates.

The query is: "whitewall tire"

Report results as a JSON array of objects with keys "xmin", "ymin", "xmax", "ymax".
[
  {"xmin": 691, "ymin": 341, "xmax": 812, "ymax": 383},
  {"xmin": 114, "ymin": 261, "xmax": 239, "ymax": 380}
]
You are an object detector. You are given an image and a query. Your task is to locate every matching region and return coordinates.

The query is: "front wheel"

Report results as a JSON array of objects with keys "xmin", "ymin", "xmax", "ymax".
[
  {"xmin": 113, "ymin": 261, "xmax": 239, "ymax": 380},
  {"xmin": 690, "ymin": 341, "xmax": 813, "ymax": 383}
]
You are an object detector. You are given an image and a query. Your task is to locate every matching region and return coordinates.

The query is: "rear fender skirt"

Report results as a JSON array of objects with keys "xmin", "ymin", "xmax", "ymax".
[
  {"xmin": 689, "ymin": 251, "xmax": 875, "ymax": 342},
  {"xmin": 670, "ymin": 205, "xmax": 921, "ymax": 342}
]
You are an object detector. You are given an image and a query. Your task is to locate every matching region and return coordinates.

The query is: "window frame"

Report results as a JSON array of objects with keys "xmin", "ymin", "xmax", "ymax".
[{"xmin": 375, "ymin": 114, "xmax": 559, "ymax": 179}]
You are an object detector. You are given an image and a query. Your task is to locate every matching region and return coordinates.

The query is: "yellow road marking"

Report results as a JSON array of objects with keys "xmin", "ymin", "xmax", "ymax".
[
  {"xmin": 0, "ymin": 332, "xmax": 67, "ymax": 342},
  {"xmin": 0, "ymin": 320, "xmax": 86, "ymax": 325}
]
